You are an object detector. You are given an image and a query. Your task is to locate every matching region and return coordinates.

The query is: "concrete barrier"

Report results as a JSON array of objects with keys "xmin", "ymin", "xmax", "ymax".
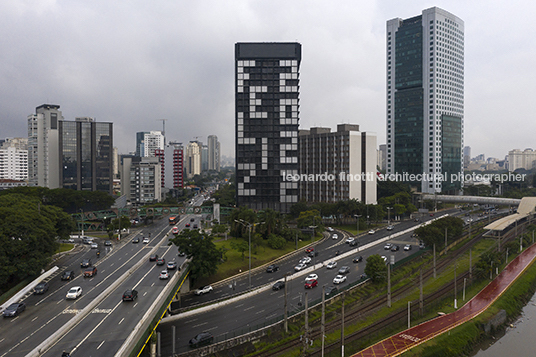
[
  {"xmin": 26, "ymin": 234, "xmax": 168, "ymax": 357},
  {"xmin": 0, "ymin": 266, "xmax": 58, "ymax": 313}
]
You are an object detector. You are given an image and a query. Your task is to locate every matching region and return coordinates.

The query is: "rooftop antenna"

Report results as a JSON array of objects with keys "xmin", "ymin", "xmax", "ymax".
[{"xmin": 157, "ymin": 119, "xmax": 167, "ymax": 145}]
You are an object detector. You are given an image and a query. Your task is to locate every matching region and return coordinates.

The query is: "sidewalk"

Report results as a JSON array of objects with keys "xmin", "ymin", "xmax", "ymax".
[{"xmin": 351, "ymin": 243, "xmax": 536, "ymax": 357}]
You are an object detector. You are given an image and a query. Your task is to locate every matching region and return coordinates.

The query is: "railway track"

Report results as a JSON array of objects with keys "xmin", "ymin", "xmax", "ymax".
[{"xmin": 255, "ymin": 218, "xmax": 525, "ymax": 357}]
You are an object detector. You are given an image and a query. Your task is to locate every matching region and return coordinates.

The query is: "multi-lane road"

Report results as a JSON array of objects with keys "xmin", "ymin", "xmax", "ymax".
[
  {"xmin": 0, "ymin": 200, "xmax": 205, "ymax": 357},
  {"xmin": 156, "ymin": 210, "xmax": 468, "ymax": 355}
]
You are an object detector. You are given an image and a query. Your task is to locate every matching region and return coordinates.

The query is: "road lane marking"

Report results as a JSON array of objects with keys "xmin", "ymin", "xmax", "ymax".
[
  {"xmin": 119, "ymin": 318, "xmax": 124, "ymax": 325},
  {"xmin": 32, "ymin": 316, "xmax": 38, "ymax": 322},
  {"xmin": 110, "ymin": 263, "xmax": 114, "ymax": 266},
  {"xmin": 193, "ymin": 322, "xmax": 207, "ymax": 328},
  {"xmin": 185, "ymin": 318, "xmax": 198, "ymax": 324},
  {"xmin": 244, "ymin": 306, "xmax": 255, "ymax": 311},
  {"xmin": 97, "ymin": 340, "xmax": 105, "ymax": 349},
  {"xmin": 151, "ymin": 283, "xmax": 155, "ymax": 287},
  {"xmin": 143, "ymin": 292, "xmax": 148, "ymax": 296},
  {"xmin": 265, "ymin": 314, "xmax": 278, "ymax": 319},
  {"xmin": 133, "ymin": 303, "xmax": 138, "ymax": 308},
  {"xmin": 256, "ymin": 310, "xmax": 265, "ymax": 314},
  {"xmin": 234, "ymin": 304, "xmax": 244, "ymax": 308}
]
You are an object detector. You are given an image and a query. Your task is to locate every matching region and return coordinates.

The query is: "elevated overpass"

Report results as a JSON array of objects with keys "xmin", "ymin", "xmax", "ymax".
[{"xmin": 420, "ymin": 194, "xmax": 521, "ymax": 206}]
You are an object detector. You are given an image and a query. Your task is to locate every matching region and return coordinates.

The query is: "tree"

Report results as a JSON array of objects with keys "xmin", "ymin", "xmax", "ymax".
[
  {"xmin": 168, "ymin": 229, "xmax": 222, "ymax": 281},
  {"xmin": 0, "ymin": 194, "xmax": 75, "ymax": 291},
  {"xmin": 364, "ymin": 254, "xmax": 388, "ymax": 283},
  {"xmin": 230, "ymin": 239, "xmax": 249, "ymax": 261},
  {"xmin": 267, "ymin": 234, "xmax": 286, "ymax": 250},
  {"xmin": 259, "ymin": 209, "xmax": 282, "ymax": 238}
]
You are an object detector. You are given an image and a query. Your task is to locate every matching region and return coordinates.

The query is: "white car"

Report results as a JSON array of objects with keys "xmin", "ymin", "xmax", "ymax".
[
  {"xmin": 195, "ymin": 285, "xmax": 213, "ymax": 295},
  {"xmin": 404, "ymin": 244, "xmax": 412, "ymax": 251},
  {"xmin": 333, "ymin": 274, "xmax": 347, "ymax": 284},
  {"xmin": 66, "ymin": 286, "xmax": 82, "ymax": 299},
  {"xmin": 381, "ymin": 255, "xmax": 388, "ymax": 263},
  {"xmin": 299, "ymin": 257, "xmax": 312, "ymax": 265},
  {"xmin": 294, "ymin": 263, "xmax": 307, "ymax": 272},
  {"xmin": 326, "ymin": 261, "xmax": 337, "ymax": 269},
  {"xmin": 345, "ymin": 237, "xmax": 355, "ymax": 244},
  {"xmin": 159, "ymin": 270, "xmax": 169, "ymax": 279},
  {"xmin": 142, "ymin": 237, "xmax": 150, "ymax": 244},
  {"xmin": 305, "ymin": 273, "xmax": 318, "ymax": 281},
  {"xmin": 368, "ymin": 230, "xmax": 376, "ymax": 235},
  {"xmin": 327, "ymin": 227, "xmax": 334, "ymax": 232},
  {"xmin": 332, "ymin": 233, "xmax": 339, "ymax": 240},
  {"xmin": 90, "ymin": 243, "xmax": 98, "ymax": 249},
  {"xmin": 384, "ymin": 243, "xmax": 392, "ymax": 250},
  {"xmin": 386, "ymin": 225, "xmax": 394, "ymax": 231}
]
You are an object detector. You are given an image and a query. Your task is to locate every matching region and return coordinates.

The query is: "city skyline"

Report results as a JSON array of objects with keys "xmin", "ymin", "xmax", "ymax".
[{"xmin": 1, "ymin": 1, "xmax": 535, "ymax": 159}]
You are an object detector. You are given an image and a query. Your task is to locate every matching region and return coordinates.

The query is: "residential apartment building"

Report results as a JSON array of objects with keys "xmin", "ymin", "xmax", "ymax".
[
  {"xmin": 121, "ymin": 156, "xmax": 162, "ymax": 204},
  {"xmin": 0, "ymin": 138, "xmax": 28, "ymax": 181},
  {"xmin": 208, "ymin": 135, "xmax": 221, "ymax": 172},
  {"xmin": 27, "ymin": 104, "xmax": 63, "ymax": 188},
  {"xmin": 386, "ymin": 7, "xmax": 464, "ymax": 193},
  {"xmin": 299, "ymin": 124, "xmax": 377, "ymax": 205},
  {"xmin": 235, "ymin": 42, "xmax": 301, "ymax": 213},
  {"xmin": 508, "ymin": 149, "xmax": 536, "ymax": 172},
  {"xmin": 186, "ymin": 141, "xmax": 202, "ymax": 179}
]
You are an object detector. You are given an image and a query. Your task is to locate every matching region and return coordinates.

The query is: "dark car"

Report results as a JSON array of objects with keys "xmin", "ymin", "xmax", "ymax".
[
  {"xmin": 132, "ymin": 237, "xmax": 140, "ymax": 243},
  {"xmin": 149, "ymin": 254, "xmax": 159, "ymax": 261},
  {"xmin": 178, "ymin": 251, "xmax": 186, "ymax": 257},
  {"xmin": 185, "ymin": 223, "xmax": 190, "ymax": 227},
  {"xmin": 190, "ymin": 218, "xmax": 195, "ymax": 222},
  {"xmin": 266, "ymin": 264, "xmax": 279, "ymax": 273},
  {"xmin": 338, "ymin": 266, "xmax": 350, "ymax": 274},
  {"xmin": 272, "ymin": 281, "xmax": 285, "ymax": 291},
  {"xmin": 84, "ymin": 266, "xmax": 97, "ymax": 277},
  {"xmin": 391, "ymin": 245, "xmax": 400, "ymax": 252},
  {"xmin": 308, "ymin": 251, "xmax": 319, "ymax": 258},
  {"xmin": 193, "ymin": 224, "xmax": 198, "ymax": 229},
  {"xmin": 104, "ymin": 240, "xmax": 112, "ymax": 246},
  {"xmin": 349, "ymin": 240, "xmax": 358, "ymax": 247},
  {"xmin": 81, "ymin": 258, "xmax": 92, "ymax": 268},
  {"xmin": 352, "ymin": 256, "xmax": 363, "ymax": 263},
  {"xmin": 122, "ymin": 289, "xmax": 138, "ymax": 301},
  {"xmin": 156, "ymin": 257, "xmax": 166, "ymax": 266},
  {"xmin": 325, "ymin": 286, "xmax": 338, "ymax": 297},
  {"xmin": 61, "ymin": 270, "xmax": 75, "ymax": 281},
  {"xmin": 3, "ymin": 302, "xmax": 25, "ymax": 317},
  {"xmin": 34, "ymin": 281, "xmax": 49, "ymax": 294},
  {"xmin": 189, "ymin": 332, "xmax": 214, "ymax": 348}
]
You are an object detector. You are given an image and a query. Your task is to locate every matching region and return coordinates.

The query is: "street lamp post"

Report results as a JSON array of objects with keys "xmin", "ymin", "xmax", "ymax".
[
  {"xmin": 386, "ymin": 207, "xmax": 393, "ymax": 225},
  {"xmin": 235, "ymin": 219, "xmax": 264, "ymax": 289},
  {"xmin": 80, "ymin": 209, "xmax": 84, "ymax": 238},
  {"xmin": 354, "ymin": 214, "xmax": 362, "ymax": 237}
]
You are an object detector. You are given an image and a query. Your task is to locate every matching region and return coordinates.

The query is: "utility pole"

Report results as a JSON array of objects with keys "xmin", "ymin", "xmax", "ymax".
[
  {"xmin": 284, "ymin": 274, "xmax": 288, "ymax": 333},
  {"xmin": 469, "ymin": 248, "xmax": 472, "ymax": 279},
  {"xmin": 419, "ymin": 268, "xmax": 423, "ymax": 315},
  {"xmin": 444, "ymin": 227, "xmax": 448, "ymax": 254},
  {"xmin": 433, "ymin": 243, "xmax": 436, "ymax": 278},
  {"xmin": 408, "ymin": 301, "xmax": 411, "ymax": 328},
  {"xmin": 304, "ymin": 292, "xmax": 309, "ymax": 354},
  {"xmin": 454, "ymin": 260, "xmax": 458, "ymax": 309},
  {"xmin": 341, "ymin": 292, "xmax": 345, "ymax": 357},
  {"xmin": 321, "ymin": 285, "xmax": 325, "ymax": 357},
  {"xmin": 387, "ymin": 263, "xmax": 391, "ymax": 307}
]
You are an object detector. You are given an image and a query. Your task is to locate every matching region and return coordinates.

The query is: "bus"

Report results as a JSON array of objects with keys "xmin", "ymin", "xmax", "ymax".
[{"xmin": 169, "ymin": 216, "xmax": 179, "ymax": 225}]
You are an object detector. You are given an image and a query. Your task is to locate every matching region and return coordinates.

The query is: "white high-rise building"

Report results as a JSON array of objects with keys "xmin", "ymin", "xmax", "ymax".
[
  {"xmin": 143, "ymin": 131, "xmax": 165, "ymax": 157},
  {"xmin": 186, "ymin": 141, "xmax": 202, "ymax": 179},
  {"xmin": 0, "ymin": 138, "xmax": 28, "ymax": 181},
  {"xmin": 27, "ymin": 104, "xmax": 63, "ymax": 188},
  {"xmin": 386, "ymin": 7, "xmax": 464, "ymax": 193}
]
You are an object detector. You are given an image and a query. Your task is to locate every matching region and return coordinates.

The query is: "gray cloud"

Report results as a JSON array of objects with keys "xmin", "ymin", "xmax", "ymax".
[{"xmin": 1, "ymin": 0, "xmax": 535, "ymax": 160}]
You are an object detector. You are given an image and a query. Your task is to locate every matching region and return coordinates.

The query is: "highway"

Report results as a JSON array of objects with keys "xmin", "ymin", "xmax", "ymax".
[
  {"xmin": 156, "ymin": 210, "xmax": 462, "ymax": 355},
  {"xmin": 0, "ymin": 193, "xmax": 206, "ymax": 357}
]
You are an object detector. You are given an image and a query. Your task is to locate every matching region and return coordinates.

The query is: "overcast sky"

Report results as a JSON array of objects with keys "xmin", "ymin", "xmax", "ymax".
[{"xmin": 1, "ymin": 0, "xmax": 534, "ymax": 160}]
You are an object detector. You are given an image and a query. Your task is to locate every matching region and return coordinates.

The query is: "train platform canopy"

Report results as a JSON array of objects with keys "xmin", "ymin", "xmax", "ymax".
[{"xmin": 484, "ymin": 197, "xmax": 536, "ymax": 232}]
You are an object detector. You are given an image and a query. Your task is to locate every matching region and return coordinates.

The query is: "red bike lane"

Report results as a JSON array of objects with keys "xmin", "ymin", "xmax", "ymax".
[{"xmin": 352, "ymin": 243, "xmax": 536, "ymax": 357}]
